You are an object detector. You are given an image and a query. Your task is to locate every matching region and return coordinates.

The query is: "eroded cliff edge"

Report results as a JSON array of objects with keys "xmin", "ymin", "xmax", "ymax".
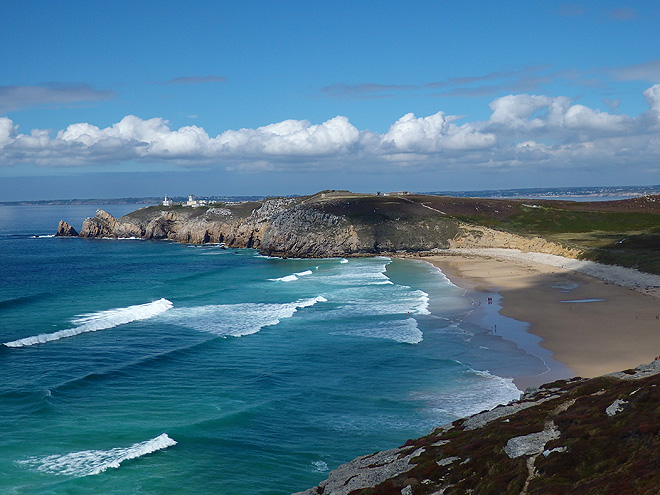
[
  {"xmin": 61, "ymin": 192, "xmax": 581, "ymax": 259},
  {"xmin": 294, "ymin": 361, "xmax": 660, "ymax": 495}
]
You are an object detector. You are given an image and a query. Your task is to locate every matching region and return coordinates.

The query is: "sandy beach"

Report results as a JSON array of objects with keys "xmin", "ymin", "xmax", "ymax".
[{"xmin": 416, "ymin": 249, "xmax": 660, "ymax": 386}]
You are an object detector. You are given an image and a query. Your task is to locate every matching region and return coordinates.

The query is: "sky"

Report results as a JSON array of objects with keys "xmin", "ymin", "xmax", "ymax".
[{"xmin": 1, "ymin": 1, "xmax": 660, "ymax": 200}]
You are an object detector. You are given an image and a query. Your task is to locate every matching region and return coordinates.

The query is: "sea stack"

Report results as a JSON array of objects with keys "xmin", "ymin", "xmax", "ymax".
[{"xmin": 55, "ymin": 220, "xmax": 78, "ymax": 237}]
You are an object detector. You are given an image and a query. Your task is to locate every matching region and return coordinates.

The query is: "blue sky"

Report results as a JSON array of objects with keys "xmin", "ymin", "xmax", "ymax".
[{"xmin": 1, "ymin": 1, "xmax": 660, "ymax": 200}]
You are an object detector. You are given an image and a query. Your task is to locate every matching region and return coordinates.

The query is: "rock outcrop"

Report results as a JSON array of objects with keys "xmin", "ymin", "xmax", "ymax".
[
  {"xmin": 295, "ymin": 360, "xmax": 660, "ymax": 495},
  {"xmin": 55, "ymin": 220, "xmax": 78, "ymax": 237},
  {"xmin": 67, "ymin": 193, "xmax": 580, "ymax": 259}
]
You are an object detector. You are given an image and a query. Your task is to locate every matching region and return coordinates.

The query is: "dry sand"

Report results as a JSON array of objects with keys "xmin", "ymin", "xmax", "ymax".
[{"xmin": 416, "ymin": 249, "xmax": 660, "ymax": 382}]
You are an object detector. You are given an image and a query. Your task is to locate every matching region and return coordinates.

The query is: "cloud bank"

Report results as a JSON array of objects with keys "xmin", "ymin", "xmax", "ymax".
[{"xmin": 1, "ymin": 85, "xmax": 659, "ymax": 174}]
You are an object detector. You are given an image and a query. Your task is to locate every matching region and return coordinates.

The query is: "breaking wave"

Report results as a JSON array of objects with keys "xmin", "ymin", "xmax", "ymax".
[
  {"xmin": 17, "ymin": 433, "xmax": 176, "ymax": 477},
  {"xmin": 4, "ymin": 299, "xmax": 173, "ymax": 348},
  {"xmin": 336, "ymin": 318, "xmax": 423, "ymax": 344},
  {"xmin": 413, "ymin": 368, "xmax": 522, "ymax": 421},
  {"xmin": 165, "ymin": 296, "xmax": 327, "ymax": 337},
  {"xmin": 269, "ymin": 269, "xmax": 314, "ymax": 282}
]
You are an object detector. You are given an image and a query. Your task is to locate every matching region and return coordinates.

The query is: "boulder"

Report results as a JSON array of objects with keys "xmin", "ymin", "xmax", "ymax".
[{"xmin": 55, "ymin": 220, "xmax": 78, "ymax": 237}]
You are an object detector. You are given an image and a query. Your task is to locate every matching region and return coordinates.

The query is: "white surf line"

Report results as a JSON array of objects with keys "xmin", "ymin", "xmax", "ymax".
[
  {"xmin": 269, "ymin": 269, "xmax": 314, "ymax": 282},
  {"xmin": 4, "ymin": 299, "xmax": 174, "ymax": 348},
  {"xmin": 17, "ymin": 433, "xmax": 177, "ymax": 477}
]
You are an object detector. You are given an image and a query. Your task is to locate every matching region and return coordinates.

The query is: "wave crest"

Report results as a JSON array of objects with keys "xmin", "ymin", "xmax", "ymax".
[
  {"xmin": 17, "ymin": 433, "xmax": 176, "ymax": 477},
  {"xmin": 4, "ymin": 299, "xmax": 173, "ymax": 348},
  {"xmin": 269, "ymin": 269, "xmax": 314, "ymax": 282},
  {"xmin": 166, "ymin": 296, "xmax": 327, "ymax": 337}
]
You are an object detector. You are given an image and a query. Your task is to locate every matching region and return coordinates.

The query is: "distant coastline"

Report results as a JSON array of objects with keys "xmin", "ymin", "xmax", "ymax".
[
  {"xmin": 4, "ymin": 184, "xmax": 659, "ymax": 206},
  {"xmin": 0, "ymin": 195, "xmax": 267, "ymax": 207}
]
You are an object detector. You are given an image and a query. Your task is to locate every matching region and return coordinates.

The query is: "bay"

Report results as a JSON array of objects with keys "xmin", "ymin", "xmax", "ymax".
[{"xmin": 0, "ymin": 204, "xmax": 544, "ymax": 494}]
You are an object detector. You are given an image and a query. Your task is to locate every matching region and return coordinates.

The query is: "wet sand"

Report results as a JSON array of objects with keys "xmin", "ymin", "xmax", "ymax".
[{"xmin": 416, "ymin": 251, "xmax": 660, "ymax": 387}]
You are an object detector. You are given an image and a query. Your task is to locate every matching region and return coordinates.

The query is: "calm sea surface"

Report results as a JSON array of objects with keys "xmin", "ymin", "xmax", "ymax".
[{"xmin": 0, "ymin": 204, "xmax": 547, "ymax": 494}]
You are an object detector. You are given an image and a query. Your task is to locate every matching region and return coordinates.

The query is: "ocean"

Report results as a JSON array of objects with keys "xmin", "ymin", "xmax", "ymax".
[{"xmin": 0, "ymin": 204, "xmax": 550, "ymax": 494}]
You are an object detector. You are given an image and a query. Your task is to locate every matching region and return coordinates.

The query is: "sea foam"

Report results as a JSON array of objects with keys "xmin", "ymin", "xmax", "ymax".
[
  {"xmin": 4, "ymin": 299, "xmax": 173, "ymax": 348},
  {"xmin": 269, "ymin": 269, "xmax": 314, "ymax": 282},
  {"xmin": 17, "ymin": 433, "xmax": 176, "ymax": 477},
  {"xmin": 166, "ymin": 296, "xmax": 327, "ymax": 337},
  {"xmin": 336, "ymin": 318, "xmax": 423, "ymax": 344},
  {"xmin": 414, "ymin": 368, "xmax": 522, "ymax": 421}
]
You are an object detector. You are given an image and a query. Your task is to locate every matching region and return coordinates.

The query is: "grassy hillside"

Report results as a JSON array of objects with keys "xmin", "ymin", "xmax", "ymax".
[{"xmin": 450, "ymin": 197, "xmax": 660, "ymax": 275}]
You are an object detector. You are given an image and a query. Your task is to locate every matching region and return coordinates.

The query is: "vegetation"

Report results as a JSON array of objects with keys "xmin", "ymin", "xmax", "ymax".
[
  {"xmin": 330, "ymin": 369, "xmax": 660, "ymax": 495},
  {"xmin": 444, "ymin": 196, "xmax": 660, "ymax": 275}
]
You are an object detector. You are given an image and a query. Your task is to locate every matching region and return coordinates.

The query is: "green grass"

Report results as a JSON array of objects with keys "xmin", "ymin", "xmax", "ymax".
[{"xmin": 455, "ymin": 205, "xmax": 660, "ymax": 274}]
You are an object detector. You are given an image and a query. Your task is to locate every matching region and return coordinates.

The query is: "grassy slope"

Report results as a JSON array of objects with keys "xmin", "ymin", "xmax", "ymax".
[
  {"xmin": 353, "ymin": 372, "xmax": 660, "ymax": 495},
  {"xmin": 437, "ymin": 196, "xmax": 660, "ymax": 275}
]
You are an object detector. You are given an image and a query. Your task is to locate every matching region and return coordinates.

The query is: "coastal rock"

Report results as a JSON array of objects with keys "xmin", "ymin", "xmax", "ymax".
[
  {"xmin": 260, "ymin": 205, "xmax": 358, "ymax": 257},
  {"xmin": 605, "ymin": 398, "xmax": 628, "ymax": 416},
  {"xmin": 295, "ymin": 362, "xmax": 660, "ymax": 494},
  {"xmin": 79, "ymin": 209, "xmax": 117, "ymax": 238},
  {"xmin": 61, "ymin": 192, "xmax": 660, "ymax": 267},
  {"xmin": 67, "ymin": 193, "xmax": 585, "ymax": 260},
  {"xmin": 78, "ymin": 209, "xmax": 147, "ymax": 239},
  {"xmin": 504, "ymin": 425, "xmax": 560, "ymax": 458},
  {"xmin": 292, "ymin": 447, "xmax": 425, "ymax": 495},
  {"xmin": 55, "ymin": 220, "xmax": 78, "ymax": 237}
]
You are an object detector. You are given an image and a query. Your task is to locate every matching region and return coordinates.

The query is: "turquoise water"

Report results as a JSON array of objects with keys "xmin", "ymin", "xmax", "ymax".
[{"xmin": 0, "ymin": 205, "xmax": 548, "ymax": 494}]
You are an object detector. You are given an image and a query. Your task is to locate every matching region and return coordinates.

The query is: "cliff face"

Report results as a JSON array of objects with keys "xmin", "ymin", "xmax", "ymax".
[
  {"xmin": 294, "ymin": 361, "xmax": 660, "ymax": 495},
  {"xmin": 71, "ymin": 193, "xmax": 579, "ymax": 259},
  {"xmin": 449, "ymin": 224, "xmax": 582, "ymax": 258}
]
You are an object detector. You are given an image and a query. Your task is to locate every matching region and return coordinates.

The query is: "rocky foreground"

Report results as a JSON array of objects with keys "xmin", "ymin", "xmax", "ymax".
[
  {"xmin": 295, "ymin": 361, "xmax": 660, "ymax": 495},
  {"xmin": 56, "ymin": 191, "xmax": 578, "ymax": 258}
]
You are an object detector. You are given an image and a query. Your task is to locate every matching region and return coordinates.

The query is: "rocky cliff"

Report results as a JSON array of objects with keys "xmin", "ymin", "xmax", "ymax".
[
  {"xmin": 294, "ymin": 361, "xmax": 660, "ymax": 495},
  {"xmin": 65, "ymin": 192, "xmax": 580, "ymax": 259}
]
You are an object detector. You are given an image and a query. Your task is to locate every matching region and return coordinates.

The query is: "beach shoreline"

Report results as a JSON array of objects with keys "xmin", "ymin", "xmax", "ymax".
[{"xmin": 410, "ymin": 249, "xmax": 660, "ymax": 388}]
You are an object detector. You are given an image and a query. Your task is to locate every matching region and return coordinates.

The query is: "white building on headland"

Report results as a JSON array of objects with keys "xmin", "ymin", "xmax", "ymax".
[
  {"xmin": 162, "ymin": 195, "xmax": 172, "ymax": 206},
  {"xmin": 186, "ymin": 195, "xmax": 207, "ymax": 207}
]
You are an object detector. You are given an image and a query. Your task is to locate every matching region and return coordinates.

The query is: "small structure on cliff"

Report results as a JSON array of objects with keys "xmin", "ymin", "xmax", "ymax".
[{"xmin": 186, "ymin": 195, "xmax": 207, "ymax": 207}]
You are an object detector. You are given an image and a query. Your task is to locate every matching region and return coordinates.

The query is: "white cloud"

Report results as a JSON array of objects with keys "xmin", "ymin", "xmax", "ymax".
[
  {"xmin": 380, "ymin": 112, "xmax": 495, "ymax": 152},
  {"xmin": 562, "ymin": 104, "xmax": 630, "ymax": 131},
  {"xmin": 487, "ymin": 93, "xmax": 633, "ymax": 136},
  {"xmin": 214, "ymin": 116, "xmax": 360, "ymax": 156},
  {"xmin": 489, "ymin": 94, "xmax": 558, "ymax": 130},
  {"xmin": 643, "ymin": 84, "xmax": 660, "ymax": 123},
  {"xmin": 1, "ymin": 85, "xmax": 659, "ymax": 176},
  {"xmin": 0, "ymin": 117, "xmax": 17, "ymax": 147}
]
